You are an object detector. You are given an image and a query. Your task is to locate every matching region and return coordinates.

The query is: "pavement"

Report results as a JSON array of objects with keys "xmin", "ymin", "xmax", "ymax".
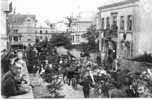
[
  {"xmin": 29, "ymin": 74, "xmax": 50, "ymax": 98},
  {"xmin": 58, "ymin": 84, "xmax": 84, "ymax": 98},
  {"xmin": 30, "ymin": 73, "xmax": 97, "ymax": 98}
]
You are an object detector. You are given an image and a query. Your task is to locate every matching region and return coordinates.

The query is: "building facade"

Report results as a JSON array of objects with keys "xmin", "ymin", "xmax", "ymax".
[
  {"xmin": 8, "ymin": 14, "xmax": 37, "ymax": 48},
  {"xmin": 70, "ymin": 11, "xmax": 96, "ymax": 45},
  {"xmin": 70, "ymin": 21, "xmax": 91, "ymax": 45},
  {"xmin": 0, "ymin": 0, "xmax": 12, "ymax": 51},
  {"xmin": 8, "ymin": 14, "xmax": 53, "ymax": 49},
  {"xmin": 35, "ymin": 27, "xmax": 53, "ymax": 42},
  {"xmin": 98, "ymin": 0, "xmax": 152, "ymax": 59}
]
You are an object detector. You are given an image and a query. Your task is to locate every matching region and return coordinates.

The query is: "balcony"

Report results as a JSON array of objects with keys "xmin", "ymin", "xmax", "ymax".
[{"xmin": 104, "ymin": 29, "xmax": 118, "ymax": 39}]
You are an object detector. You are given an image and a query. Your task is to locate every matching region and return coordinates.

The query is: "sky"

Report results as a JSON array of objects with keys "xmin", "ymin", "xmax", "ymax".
[{"xmin": 10, "ymin": 0, "xmax": 123, "ymax": 24}]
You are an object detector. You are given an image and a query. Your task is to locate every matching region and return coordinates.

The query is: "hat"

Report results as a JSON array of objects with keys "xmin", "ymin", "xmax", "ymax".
[{"xmin": 14, "ymin": 62, "xmax": 22, "ymax": 68}]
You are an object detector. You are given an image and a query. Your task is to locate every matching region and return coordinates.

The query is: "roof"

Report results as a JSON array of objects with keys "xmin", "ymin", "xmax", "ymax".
[
  {"xmin": 98, "ymin": 0, "xmax": 139, "ymax": 10},
  {"xmin": 8, "ymin": 14, "xmax": 36, "ymax": 25}
]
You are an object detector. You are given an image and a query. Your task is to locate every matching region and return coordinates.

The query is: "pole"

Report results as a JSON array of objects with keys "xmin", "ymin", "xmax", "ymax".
[{"xmin": 98, "ymin": 10, "xmax": 103, "ymax": 61}]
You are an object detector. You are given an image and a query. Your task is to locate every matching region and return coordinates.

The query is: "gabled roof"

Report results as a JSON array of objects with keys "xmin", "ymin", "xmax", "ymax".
[
  {"xmin": 98, "ymin": 0, "xmax": 139, "ymax": 10},
  {"xmin": 8, "ymin": 14, "xmax": 36, "ymax": 25}
]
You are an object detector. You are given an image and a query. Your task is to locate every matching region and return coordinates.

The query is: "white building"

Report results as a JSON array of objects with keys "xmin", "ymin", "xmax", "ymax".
[
  {"xmin": 35, "ymin": 27, "xmax": 53, "ymax": 42},
  {"xmin": 98, "ymin": 0, "xmax": 152, "ymax": 58},
  {"xmin": 70, "ymin": 11, "xmax": 96, "ymax": 45}
]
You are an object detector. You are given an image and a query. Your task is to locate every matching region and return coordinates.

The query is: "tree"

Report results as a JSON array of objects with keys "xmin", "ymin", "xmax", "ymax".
[
  {"xmin": 82, "ymin": 24, "xmax": 99, "ymax": 53},
  {"xmin": 49, "ymin": 33, "xmax": 72, "ymax": 49}
]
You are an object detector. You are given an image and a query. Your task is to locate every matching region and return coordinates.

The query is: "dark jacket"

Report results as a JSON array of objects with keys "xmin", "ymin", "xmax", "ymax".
[
  {"xmin": 1, "ymin": 71, "xmax": 27, "ymax": 98},
  {"xmin": 1, "ymin": 54, "xmax": 10, "ymax": 74},
  {"xmin": 79, "ymin": 77, "xmax": 93, "ymax": 89}
]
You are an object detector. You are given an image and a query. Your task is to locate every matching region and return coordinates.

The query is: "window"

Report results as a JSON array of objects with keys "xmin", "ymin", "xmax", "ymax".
[
  {"xmin": 101, "ymin": 18, "xmax": 105, "ymax": 29},
  {"xmin": 45, "ymin": 30, "xmax": 48, "ymax": 34},
  {"xmin": 106, "ymin": 17, "xmax": 110, "ymax": 29},
  {"xmin": 72, "ymin": 35, "xmax": 74, "ymax": 42},
  {"xmin": 120, "ymin": 16, "xmax": 125, "ymax": 31},
  {"xmin": 40, "ymin": 36, "xmax": 43, "ymax": 39},
  {"xmin": 127, "ymin": 15, "xmax": 133, "ymax": 31},
  {"xmin": 13, "ymin": 29, "xmax": 18, "ymax": 33},
  {"xmin": 40, "ymin": 30, "xmax": 42, "ymax": 34},
  {"xmin": 111, "ymin": 16, "xmax": 118, "ymax": 32},
  {"xmin": 112, "ymin": 16, "xmax": 117, "ymax": 25},
  {"xmin": 76, "ymin": 35, "xmax": 80, "ymax": 42},
  {"xmin": 14, "ymin": 36, "xmax": 18, "ymax": 42},
  {"xmin": 27, "ymin": 39, "xmax": 31, "ymax": 41}
]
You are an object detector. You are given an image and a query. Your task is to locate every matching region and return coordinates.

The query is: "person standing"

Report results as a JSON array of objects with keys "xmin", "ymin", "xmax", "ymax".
[
  {"xmin": 79, "ymin": 75, "xmax": 94, "ymax": 98},
  {"xmin": 15, "ymin": 51, "xmax": 30, "ymax": 83},
  {"xmin": 96, "ymin": 56, "xmax": 101, "ymax": 66}
]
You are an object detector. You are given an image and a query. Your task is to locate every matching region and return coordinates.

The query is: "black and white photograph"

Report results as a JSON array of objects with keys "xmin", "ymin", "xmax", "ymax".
[{"xmin": 1, "ymin": 0, "xmax": 152, "ymax": 98}]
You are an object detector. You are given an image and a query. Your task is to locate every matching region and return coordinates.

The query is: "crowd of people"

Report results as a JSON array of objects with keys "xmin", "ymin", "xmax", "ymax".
[{"xmin": 1, "ymin": 45, "xmax": 152, "ymax": 98}]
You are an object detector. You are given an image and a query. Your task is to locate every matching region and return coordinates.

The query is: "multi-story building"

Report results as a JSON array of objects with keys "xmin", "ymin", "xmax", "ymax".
[
  {"xmin": 8, "ymin": 14, "xmax": 37, "ymax": 49},
  {"xmin": 0, "ymin": 0, "xmax": 12, "ymax": 51},
  {"xmin": 35, "ymin": 27, "xmax": 53, "ymax": 42},
  {"xmin": 70, "ymin": 11, "xmax": 96, "ymax": 45},
  {"xmin": 97, "ymin": 0, "xmax": 152, "ymax": 59},
  {"xmin": 70, "ymin": 21, "xmax": 91, "ymax": 45},
  {"xmin": 8, "ymin": 14, "xmax": 53, "ymax": 49}
]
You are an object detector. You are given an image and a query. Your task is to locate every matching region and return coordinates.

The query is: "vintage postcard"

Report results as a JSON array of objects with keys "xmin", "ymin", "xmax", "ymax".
[{"xmin": 1, "ymin": 0, "xmax": 152, "ymax": 99}]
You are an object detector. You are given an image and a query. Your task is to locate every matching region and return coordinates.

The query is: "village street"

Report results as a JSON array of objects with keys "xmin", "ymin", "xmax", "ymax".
[
  {"xmin": 30, "ymin": 73, "xmax": 97, "ymax": 98},
  {"xmin": 1, "ymin": 0, "xmax": 152, "ymax": 99}
]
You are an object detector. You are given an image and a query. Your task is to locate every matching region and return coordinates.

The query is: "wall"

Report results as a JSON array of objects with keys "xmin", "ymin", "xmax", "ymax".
[
  {"xmin": 71, "ymin": 21, "xmax": 92, "ymax": 45},
  {"xmin": 71, "ymin": 32, "xmax": 88, "ymax": 45},
  {"xmin": 9, "ymin": 15, "xmax": 37, "ymax": 47},
  {"xmin": 100, "ymin": 5, "xmax": 136, "ymax": 31},
  {"xmin": 0, "ymin": 11, "xmax": 7, "ymax": 51},
  {"xmin": 99, "ymin": 0, "xmax": 152, "ymax": 56},
  {"xmin": 0, "ymin": 0, "xmax": 9, "ymax": 51},
  {"xmin": 137, "ymin": 0, "xmax": 152, "ymax": 54},
  {"xmin": 78, "ymin": 22, "xmax": 92, "ymax": 32},
  {"xmin": 99, "ymin": 3, "xmax": 137, "ymax": 58},
  {"xmin": 21, "ymin": 33, "xmax": 36, "ymax": 46}
]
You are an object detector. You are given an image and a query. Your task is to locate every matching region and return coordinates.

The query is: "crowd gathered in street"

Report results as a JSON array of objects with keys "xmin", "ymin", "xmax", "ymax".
[{"xmin": 1, "ymin": 44, "xmax": 152, "ymax": 98}]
